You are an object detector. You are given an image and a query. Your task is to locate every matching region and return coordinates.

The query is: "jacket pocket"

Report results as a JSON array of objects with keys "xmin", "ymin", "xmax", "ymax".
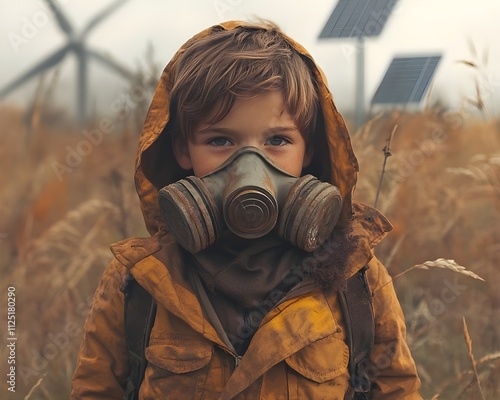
[
  {"xmin": 285, "ymin": 335, "xmax": 350, "ymax": 399},
  {"xmin": 143, "ymin": 336, "xmax": 213, "ymax": 399},
  {"xmin": 145, "ymin": 338, "xmax": 212, "ymax": 373},
  {"xmin": 286, "ymin": 334, "xmax": 349, "ymax": 382}
]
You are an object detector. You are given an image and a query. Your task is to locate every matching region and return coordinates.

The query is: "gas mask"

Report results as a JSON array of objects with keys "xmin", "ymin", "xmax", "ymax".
[{"xmin": 158, "ymin": 147, "xmax": 342, "ymax": 254}]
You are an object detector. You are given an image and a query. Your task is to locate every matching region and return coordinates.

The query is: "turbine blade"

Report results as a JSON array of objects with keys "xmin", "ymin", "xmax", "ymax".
[
  {"xmin": 44, "ymin": 0, "xmax": 74, "ymax": 36},
  {"xmin": 81, "ymin": 0, "xmax": 129, "ymax": 37},
  {"xmin": 77, "ymin": 49, "xmax": 88, "ymax": 126},
  {"xmin": 0, "ymin": 45, "xmax": 70, "ymax": 98},
  {"xmin": 87, "ymin": 49, "xmax": 135, "ymax": 80}
]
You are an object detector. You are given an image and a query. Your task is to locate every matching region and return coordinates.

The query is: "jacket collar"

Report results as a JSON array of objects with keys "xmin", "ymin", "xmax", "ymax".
[{"xmin": 111, "ymin": 233, "xmax": 227, "ymax": 348}]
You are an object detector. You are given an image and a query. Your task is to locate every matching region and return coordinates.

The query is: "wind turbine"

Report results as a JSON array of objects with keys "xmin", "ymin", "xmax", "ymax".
[{"xmin": 0, "ymin": 0, "xmax": 136, "ymax": 125}]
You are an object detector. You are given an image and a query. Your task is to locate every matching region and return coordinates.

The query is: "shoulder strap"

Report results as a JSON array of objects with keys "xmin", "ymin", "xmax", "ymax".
[
  {"xmin": 120, "ymin": 272, "xmax": 157, "ymax": 400},
  {"xmin": 339, "ymin": 266, "xmax": 375, "ymax": 399}
]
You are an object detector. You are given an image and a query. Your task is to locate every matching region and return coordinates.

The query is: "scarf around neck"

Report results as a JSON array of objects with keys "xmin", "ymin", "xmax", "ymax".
[{"xmin": 190, "ymin": 230, "xmax": 308, "ymax": 308}]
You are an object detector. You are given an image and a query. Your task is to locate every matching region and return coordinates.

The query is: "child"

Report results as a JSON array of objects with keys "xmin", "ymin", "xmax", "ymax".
[{"xmin": 71, "ymin": 21, "xmax": 422, "ymax": 399}]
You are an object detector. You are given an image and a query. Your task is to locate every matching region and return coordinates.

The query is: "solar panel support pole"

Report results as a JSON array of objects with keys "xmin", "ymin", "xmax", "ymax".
[{"xmin": 355, "ymin": 36, "xmax": 365, "ymax": 130}]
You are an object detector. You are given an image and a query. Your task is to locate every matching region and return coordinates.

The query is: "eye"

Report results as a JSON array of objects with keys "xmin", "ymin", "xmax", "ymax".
[
  {"xmin": 266, "ymin": 136, "xmax": 290, "ymax": 146},
  {"xmin": 208, "ymin": 137, "xmax": 232, "ymax": 147}
]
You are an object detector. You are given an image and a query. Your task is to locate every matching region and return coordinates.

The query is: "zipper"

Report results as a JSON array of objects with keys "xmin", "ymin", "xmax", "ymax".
[
  {"xmin": 243, "ymin": 308, "xmax": 251, "ymax": 333},
  {"xmin": 218, "ymin": 345, "xmax": 243, "ymax": 369},
  {"xmin": 233, "ymin": 354, "xmax": 243, "ymax": 368}
]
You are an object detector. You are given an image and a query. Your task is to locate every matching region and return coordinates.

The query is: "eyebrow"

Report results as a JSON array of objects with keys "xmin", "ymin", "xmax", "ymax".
[{"xmin": 196, "ymin": 126, "xmax": 300, "ymax": 135}]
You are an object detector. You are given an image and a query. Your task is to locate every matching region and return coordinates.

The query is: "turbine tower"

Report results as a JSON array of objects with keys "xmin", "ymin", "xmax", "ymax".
[{"xmin": 0, "ymin": 0, "xmax": 135, "ymax": 125}]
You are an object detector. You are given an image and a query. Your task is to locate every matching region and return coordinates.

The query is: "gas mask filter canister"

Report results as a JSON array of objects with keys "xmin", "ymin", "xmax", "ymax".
[{"xmin": 158, "ymin": 147, "xmax": 342, "ymax": 253}]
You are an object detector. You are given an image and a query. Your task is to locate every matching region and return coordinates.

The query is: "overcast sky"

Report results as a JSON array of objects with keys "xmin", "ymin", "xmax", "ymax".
[{"xmin": 0, "ymin": 0, "xmax": 499, "ymax": 119}]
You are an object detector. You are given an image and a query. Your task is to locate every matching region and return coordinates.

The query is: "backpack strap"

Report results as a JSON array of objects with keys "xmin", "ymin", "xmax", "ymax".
[
  {"xmin": 120, "ymin": 272, "xmax": 157, "ymax": 400},
  {"xmin": 339, "ymin": 265, "xmax": 375, "ymax": 399}
]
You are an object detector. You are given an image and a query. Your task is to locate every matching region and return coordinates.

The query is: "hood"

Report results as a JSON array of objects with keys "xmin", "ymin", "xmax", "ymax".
[{"xmin": 135, "ymin": 21, "xmax": 359, "ymax": 236}]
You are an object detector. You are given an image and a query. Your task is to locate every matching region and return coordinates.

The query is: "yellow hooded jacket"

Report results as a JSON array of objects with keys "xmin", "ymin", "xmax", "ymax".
[{"xmin": 71, "ymin": 21, "xmax": 422, "ymax": 399}]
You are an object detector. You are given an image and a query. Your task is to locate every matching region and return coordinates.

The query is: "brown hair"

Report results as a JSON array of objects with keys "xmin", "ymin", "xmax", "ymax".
[{"xmin": 169, "ymin": 22, "xmax": 319, "ymax": 143}]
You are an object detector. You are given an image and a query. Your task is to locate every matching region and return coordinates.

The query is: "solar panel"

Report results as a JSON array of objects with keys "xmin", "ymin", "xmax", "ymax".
[
  {"xmin": 371, "ymin": 55, "xmax": 442, "ymax": 105},
  {"xmin": 319, "ymin": 0, "xmax": 399, "ymax": 39}
]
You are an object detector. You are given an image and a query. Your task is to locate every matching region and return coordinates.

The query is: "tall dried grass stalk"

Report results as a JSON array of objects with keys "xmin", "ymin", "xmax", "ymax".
[
  {"xmin": 412, "ymin": 259, "xmax": 485, "ymax": 281},
  {"xmin": 462, "ymin": 317, "xmax": 486, "ymax": 400},
  {"xmin": 24, "ymin": 373, "xmax": 46, "ymax": 400},
  {"xmin": 374, "ymin": 124, "xmax": 398, "ymax": 208},
  {"xmin": 383, "ymin": 233, "xmax": 405, "ymax": 270},
  {"xmin": 457, "ymin": 39, "xmax": 493, "ymax": 120},
  {"xmin": 375, "ymin": 258, "xmax": 485, "ymax": 295},
  {"xmin": 432, "ymin": 351, "xmax": 500, "ymax": 399}
]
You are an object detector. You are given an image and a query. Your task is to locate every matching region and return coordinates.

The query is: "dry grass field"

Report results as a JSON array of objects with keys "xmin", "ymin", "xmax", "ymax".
[{"xmin": 0, "ymin": 101, "xmax": 498, "ymax": 399}]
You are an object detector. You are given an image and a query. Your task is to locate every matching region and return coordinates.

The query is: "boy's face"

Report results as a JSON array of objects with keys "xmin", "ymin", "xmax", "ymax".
[{"xmin": 174, "ymin": 91, "xmax": 312, "ymax": 177}]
